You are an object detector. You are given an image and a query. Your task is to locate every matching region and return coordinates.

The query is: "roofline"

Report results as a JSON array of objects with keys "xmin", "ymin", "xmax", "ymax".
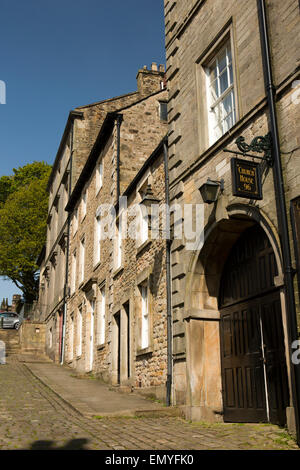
[
  {"xmin": 123, "ymin": 135, "xmax": 168, "ymax": 198},
  {"xmin": 74, "ymin": 91, "xmax": 138, "ymax": 110},
  {"xmin": 47, "ymin": 110, "xmax": 84, "ymax": 192},
  {"xmin": 65, "ymin": 112, "xmax": 118, "ymax": 213},
  {"xmin": 65, "ymin": 88, "xmax": 167, "ymax": 213},
  {"xmin": 36, "ymin": 244, "xmax": 46, "ymax": 267}
]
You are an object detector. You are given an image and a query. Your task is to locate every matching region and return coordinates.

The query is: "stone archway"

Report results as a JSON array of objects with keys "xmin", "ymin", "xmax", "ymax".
[{"xmin": 183, "ymin": 204, "xmax": 291, "ymax": 423}]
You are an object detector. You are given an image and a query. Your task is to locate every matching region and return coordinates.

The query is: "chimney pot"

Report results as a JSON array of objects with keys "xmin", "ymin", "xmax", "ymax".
[
  {"xmin": 151, "ymin": 62, "xmax": 158, "ymax": 71},
  {"xmin": 159, "ymin": 64, "xmax": 165, "ymax": 73}
]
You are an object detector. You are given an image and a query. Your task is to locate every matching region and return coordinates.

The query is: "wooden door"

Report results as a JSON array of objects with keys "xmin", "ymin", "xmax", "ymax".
[{"xmin": 219, "ymin": 225, "xmax": 289, "ymax": 424}]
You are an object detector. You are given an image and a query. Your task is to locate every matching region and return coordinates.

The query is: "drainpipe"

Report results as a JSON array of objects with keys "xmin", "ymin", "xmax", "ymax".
[
  {"xmin": 116, "ymin": 114, "xmax": 123, "ymax": 202},
  {"xmin": 257, "ymin": 0, "xmax": 300, "ymax": 444},
  {"xmin": 163, "ymin": 137, "xmax": 173, "ymax": 406},
  {"xmin": 60, "ymin": 119, "xmax": 75, "ymax": 365}
]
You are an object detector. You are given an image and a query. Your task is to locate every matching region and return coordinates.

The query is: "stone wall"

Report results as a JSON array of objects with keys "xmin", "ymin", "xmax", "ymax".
[
  {"xmin": 64, "ymin": 88, "xmax": 168, "ymax": 400},
  {"xmin": 19, "ymin": 322, "xmax": 46, "ymax": 356},
  {"xmin": 164, "ymin": 0, "xmax": 300, "ymax": 426}
]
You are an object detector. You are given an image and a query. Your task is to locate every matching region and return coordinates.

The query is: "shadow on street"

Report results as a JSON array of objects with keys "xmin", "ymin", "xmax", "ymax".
[{"xmin": 27, "ymin": 438, "xmax": 90, "ymax": 450}]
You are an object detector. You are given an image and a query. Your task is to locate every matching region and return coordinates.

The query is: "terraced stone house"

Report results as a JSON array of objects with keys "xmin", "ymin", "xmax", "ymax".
[
  {"xmin": 38, "ymin": 64, "xmax": 169, "ymax": 400},
  {"xmin": 164, "ymin": 0, "xmax": 300, "ymax": 436}
]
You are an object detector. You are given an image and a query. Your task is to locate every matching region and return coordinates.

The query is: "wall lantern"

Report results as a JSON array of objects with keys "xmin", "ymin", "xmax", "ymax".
[
  {"xmin": 139, "ymin": 184, "xmax": 160, "ymax": 215},
  {"xmin": 199, "ymin": 178, "xmax": 224, "ymax": 204}
]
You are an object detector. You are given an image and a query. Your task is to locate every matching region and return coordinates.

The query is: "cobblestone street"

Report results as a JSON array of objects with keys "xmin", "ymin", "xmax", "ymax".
[{"xmin": 0, "ymin": 356, "xmax": 298, "ymax": 451}]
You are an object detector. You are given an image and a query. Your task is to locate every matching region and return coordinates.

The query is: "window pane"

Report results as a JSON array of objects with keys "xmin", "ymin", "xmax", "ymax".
[
  {"xmin": 219, "ymin": 69, "xmax": 229, "ymax": 95},
  {"xmin": 209, "ymin": 62, "xmax": 218, "ymax": 81},
  {"xmin": 222, "ymin": 92, "xmax": 232, "ymax": 118},
  {"xmin": 227, "ymin": 46, "xmax": 232, "ymax": 64},
  {"xmin": 223, "ymin": 113, "xmax": 234, "ymax": 133},
  {"xmin": 229, "ymin": 64, "xmax": 233, "ymax": 85},
  {"xmin": 218, "ymin": 52, "xmax": 227, "ymax": 73},
  {"xmin": 210, "ymin": 78, "xmax": 219, "ymax": 100}
]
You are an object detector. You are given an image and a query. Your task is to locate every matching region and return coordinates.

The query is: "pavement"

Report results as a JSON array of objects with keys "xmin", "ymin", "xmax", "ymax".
[
  {"xmin": 0, "ymin": 329, "xmax": 299, "ymax": 450},
  {"xmin": 20, "ymin": 355, "xmax": 180, "ymax": 419}
]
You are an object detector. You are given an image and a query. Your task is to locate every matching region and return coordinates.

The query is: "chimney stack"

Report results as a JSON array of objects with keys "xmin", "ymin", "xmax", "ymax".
[{"xmin": 136, "ymin": 63, "xmax": 166, "ymax": 96}]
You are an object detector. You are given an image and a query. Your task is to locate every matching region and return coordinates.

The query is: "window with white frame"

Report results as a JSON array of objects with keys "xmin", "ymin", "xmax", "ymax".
[
  {"xmin": 140, "ymin": 283, "xmax": 149, "ymax": 350},
  {"xmin": 77, "ymin": 307, "xmax": 82, "ymax": 357},
  {"xmin": 115, "ymin": 216, "xmax": 122, "ymax": 270},
  {"xmin": 79, "ymin": 237, "xmax": 85, "ymax": 284},
  {"xmin": 96, "ymin": 159, "xmax": 103, "ymax": 193},
  {"xmin": 73, "ymin": 208, "xmax": 78, "ymax": 236},
  {"xmin": 95, "ymin": 215, "xmax": 101, "ymax": 265},
  {"xmin": 49, "ymin": 327, "xmax": 53, "ymax": 348},
  {"xmin": 81, "ymin": 189, "xmax": 87, "ymax": 220},
  {"xmin": 97, "ymin": 286, "xmax": 106, "ymax": 345},
  {"xmin": 137, "ymin": 180, "xmax": 150, "ymax": 246},
  {"xmin": 69, "ymin": 313, "xmax": 74, "ymax": 361},
  {"xmin": 205, "ymin": 39, "xmax": 236, "ymax": 146},
  {"xmin": 71, "ymin": 249, "xmax": 77, "ymax": 294},
  {"xmin": 138, "ymin": 204, "xmax": 148, "ymax": 246}
]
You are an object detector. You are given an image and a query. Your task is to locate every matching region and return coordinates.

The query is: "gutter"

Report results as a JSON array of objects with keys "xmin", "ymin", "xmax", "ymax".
[
  {"xmin": 257, "ymin": 0, "xmax": 300, "ymax": 444},
  {"xmin": 47, "ymin": 110, "xmax": 83, "ymax": 192}
]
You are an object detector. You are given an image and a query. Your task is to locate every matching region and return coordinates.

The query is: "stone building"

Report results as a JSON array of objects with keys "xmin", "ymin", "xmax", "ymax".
[
  {"xmin": 38, "ymin": 64, "xmax": 166, "ymax": 363},
  {"xmin": 63, "ymin": 86, "xmax": 168, "ymax": 399},
  {"xmin": 164, "ymin": 0, "xmax": 300, "ymax": 435}
]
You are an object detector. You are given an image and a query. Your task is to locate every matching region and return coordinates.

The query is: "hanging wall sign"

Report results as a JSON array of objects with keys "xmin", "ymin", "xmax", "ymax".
[{"xmin": 231, "ymin": 158, "xmax": 263, "ymax": 200}]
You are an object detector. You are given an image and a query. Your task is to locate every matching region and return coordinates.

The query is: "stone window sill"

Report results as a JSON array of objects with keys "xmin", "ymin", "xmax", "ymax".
[
  {"xmin": 136, "ymin": 239, "xmax": 152, "ymax": 256},
  {"xmin": 93, "ymin": 260, "xmax": 101, "ymax": 272},
  {"xmin": 136, "ymin": 346, "xmax": 153, "ymax": 357},
  {"xmin": 96, "ymin": 186, "xmax": 103, "ymax": 197},
  {"xmin": 112, "ymin": 266, "xmax": 124, "ymax": 279}
]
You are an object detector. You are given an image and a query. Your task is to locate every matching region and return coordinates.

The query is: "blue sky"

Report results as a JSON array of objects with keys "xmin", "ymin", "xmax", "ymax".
[{"xmin": 0, "ymin": 0, "xmax": 166, "ymax": 303}]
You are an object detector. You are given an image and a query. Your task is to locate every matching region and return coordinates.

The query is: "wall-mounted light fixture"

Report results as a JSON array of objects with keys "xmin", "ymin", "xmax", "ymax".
[
  {"xmin": 139, "ymin": 184, "xmax": 160, "ymax": 215},
  {"xmin": 199, "ymin": 178, "xmax": 224, "ymax": 204}
]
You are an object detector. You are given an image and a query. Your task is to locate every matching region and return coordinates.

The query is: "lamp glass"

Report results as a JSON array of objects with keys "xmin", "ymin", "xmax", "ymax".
[{"xmin": 199, "ymin": 180, "xmax": 220, "ymax": 204}]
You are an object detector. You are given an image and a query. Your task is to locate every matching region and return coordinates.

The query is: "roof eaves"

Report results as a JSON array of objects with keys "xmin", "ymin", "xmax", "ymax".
[
  {"xmin": 65, "ymin": 112, "xmax": 118, "ymax": 213},
  {"xmin": 47, "ymin": 110, "xmax": 84, "ymax": 192}
]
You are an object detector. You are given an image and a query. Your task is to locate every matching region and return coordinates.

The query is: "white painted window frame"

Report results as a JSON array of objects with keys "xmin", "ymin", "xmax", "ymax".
[
  {"xmin": 205, "ymin": 38, "xmax": 237, "ymax": 146},
  {"xmin": 77, "ymin": 307, "xmax": 82, "ymax": 357},
  {"xmin": 79, "ymin": 236, "xmax": 85, "ymax": 284},
  {"xmin": 97, "ymin": 286, "xmax": 106, "ymax": 346},
  {"xmin": 140, "ymin": 283, "xmax": 149, "ymax": 350},
  {"xmin": 96, "ymin": 159, "xmax": 103, "ymax": 194}
]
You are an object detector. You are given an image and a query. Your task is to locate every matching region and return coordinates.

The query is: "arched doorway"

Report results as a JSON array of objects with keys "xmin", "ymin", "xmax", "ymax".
[{"xmin": 219, "ymin": 224, "xmax": 289, "ymax": 425}]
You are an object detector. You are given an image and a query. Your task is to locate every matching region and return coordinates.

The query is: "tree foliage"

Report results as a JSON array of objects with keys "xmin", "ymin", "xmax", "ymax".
[{"xmin": 0, "ymin": 162, "xmax": 51, "ymax": 302}]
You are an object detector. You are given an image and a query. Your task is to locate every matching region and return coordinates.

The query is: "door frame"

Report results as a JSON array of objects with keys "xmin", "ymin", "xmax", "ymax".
[{"xmin": 183, "ymin": 206, "xmax": 293, "ymax": 426}]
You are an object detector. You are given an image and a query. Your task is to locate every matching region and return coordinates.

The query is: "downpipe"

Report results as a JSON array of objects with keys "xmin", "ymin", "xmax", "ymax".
[
  {"xmin": 257, "ymin": 0, "xmax": 300, "ymax": 445},
  {"xmin": 60, "ymin": 120, "xmax": 74, "ymax": 365},
  {"xmin": 163, "ymin": 137, "xmax": 173, "ymax": 406}
]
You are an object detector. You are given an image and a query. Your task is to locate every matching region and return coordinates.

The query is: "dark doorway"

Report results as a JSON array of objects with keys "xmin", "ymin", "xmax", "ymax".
[{"xmin": 219, "ymin": 225, "xmax": 289, "ymax": 425}]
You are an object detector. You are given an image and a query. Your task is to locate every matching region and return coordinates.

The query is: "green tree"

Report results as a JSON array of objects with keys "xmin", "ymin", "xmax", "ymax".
[
  {"xmin": 0, "ymin": 175, "xmax": 13, "ymax": 207},
  {"xmin": 0, "ymin": 163, "xmax": 51, "ymax": 302}
]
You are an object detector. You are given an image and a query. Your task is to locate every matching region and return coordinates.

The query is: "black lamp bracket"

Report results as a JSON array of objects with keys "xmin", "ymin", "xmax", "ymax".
[
  {"xmin": 224, "ymin": 133, "xmax": 273, "ymax": 167},
  {"xmin": 207, "ymin": 177, "xmax": 225, "ymax": 192}
]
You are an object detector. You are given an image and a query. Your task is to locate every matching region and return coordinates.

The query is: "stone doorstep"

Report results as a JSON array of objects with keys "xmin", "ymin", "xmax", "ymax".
[{"xmin": 85, "ymin": 406, "xmax": 185, "ymax": 420}]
